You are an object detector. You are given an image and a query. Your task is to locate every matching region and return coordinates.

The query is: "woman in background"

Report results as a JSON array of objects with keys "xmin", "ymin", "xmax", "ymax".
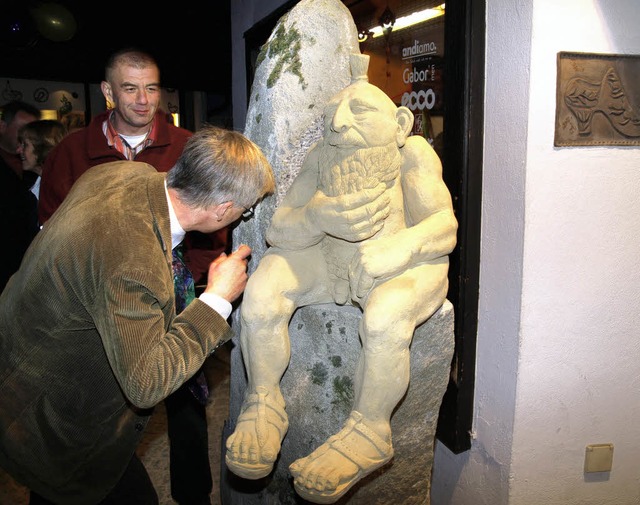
[
  {"xmin": 17, "ymin": 119, "xmax": 67, "ymax": 202},
  {"xmin": 0, "ymin": 119, "xmax": 67, "ymax": 293}
]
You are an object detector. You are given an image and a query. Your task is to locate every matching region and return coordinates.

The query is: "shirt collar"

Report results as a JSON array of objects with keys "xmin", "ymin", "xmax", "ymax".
[
  {"xmin": 103, "ymin": 111, "xmax": 157, "ymax": 158},
  {"xmin": 165, "ymin": 180, "xmax": 185, "ymax": 249}
]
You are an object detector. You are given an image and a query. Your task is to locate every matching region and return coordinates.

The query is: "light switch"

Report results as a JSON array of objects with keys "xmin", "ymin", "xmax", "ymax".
[{"xmin": 584, "ymin": 443, "xmax": 614, "ymax": 473}]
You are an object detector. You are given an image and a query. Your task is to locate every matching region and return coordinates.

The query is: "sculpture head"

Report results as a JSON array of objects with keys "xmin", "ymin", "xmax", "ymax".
[{"xmin": 324, "ymin": 54, "xmax": 414, "ymax": 151}]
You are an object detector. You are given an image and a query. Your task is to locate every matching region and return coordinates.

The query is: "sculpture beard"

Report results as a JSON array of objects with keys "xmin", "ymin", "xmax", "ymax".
[
  {"xmin": 318, "ymin": 141, "xmax": 401, "ymax": 197},
  {"xmin": 317, "ymin": 141, "xmax": 404, "ymax": 306}
]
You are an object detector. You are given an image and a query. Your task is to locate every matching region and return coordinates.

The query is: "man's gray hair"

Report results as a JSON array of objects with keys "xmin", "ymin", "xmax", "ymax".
[
  {"xmin": 166, "ymin": 126, "xmax": 275, "ymax": 209},
  {"xmin": 105, "ymin": 48, "xmax": 159, "ymax": 82}
]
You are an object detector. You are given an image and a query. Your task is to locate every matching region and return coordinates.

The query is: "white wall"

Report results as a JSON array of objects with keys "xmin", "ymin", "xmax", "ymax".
[
  {"xmin": 432, "ymin": 0, "xmax": 640, "ymax": 504},
  {"xmin": 231, "ymin": 1, "xmax": 640, "ymax": 504},
  {"xmin": 0, "ymin": 77, "xmax": 85, "ymax": 117}
]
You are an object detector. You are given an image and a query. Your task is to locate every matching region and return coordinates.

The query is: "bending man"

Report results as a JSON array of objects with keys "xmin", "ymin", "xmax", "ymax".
[{"xmin": 0, "ymin": 126, "xmax": 274, "ymax": 504}]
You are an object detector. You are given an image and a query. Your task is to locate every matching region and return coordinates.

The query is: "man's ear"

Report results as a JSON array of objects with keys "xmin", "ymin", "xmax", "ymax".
[
  {"xmin": 214, "ymin": 201, "xmax": 234, "ymax": 221},
  {"xmin": 395, "ymin": 106, "xmax": 414, "ymax": 147},
  {"xmin": 100, "ymin": 81, "xmax": 114, "ymax": 109}
]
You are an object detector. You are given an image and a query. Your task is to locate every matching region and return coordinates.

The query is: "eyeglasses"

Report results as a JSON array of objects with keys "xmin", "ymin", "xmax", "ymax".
[{"xmin": 241, "ymin": 206, "xmax": 255, "ymax": 219}]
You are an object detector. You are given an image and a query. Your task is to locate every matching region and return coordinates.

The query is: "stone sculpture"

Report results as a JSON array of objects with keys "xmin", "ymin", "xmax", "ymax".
[{"xmin": 225, "ymin": 53, "xmax": 458, "ymax": 504}]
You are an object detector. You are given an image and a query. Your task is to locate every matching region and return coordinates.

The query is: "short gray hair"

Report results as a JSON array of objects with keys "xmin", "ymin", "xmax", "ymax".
[
  {"xmin": 166, "ymin": 126, "xmax": 275, "ymax": 209},
  {"xmin": 105, "ymin": 48, "xmax": 159, "ymax": 82}
]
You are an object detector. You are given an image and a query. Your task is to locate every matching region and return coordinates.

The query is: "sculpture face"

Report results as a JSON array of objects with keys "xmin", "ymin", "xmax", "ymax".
[{"xmin": 324, "ymin": 82, "xmax": 400, "ymax": 150}]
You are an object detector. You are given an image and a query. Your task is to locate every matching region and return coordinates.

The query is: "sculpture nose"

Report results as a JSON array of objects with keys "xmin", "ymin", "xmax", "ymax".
[{"xmin": 331, "ymin": 101, "xmax": 352, "ymax": 133}]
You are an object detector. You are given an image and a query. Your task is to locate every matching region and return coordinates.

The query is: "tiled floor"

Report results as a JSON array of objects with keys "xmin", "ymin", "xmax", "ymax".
[{"xmin": 0, "ymin": 345, "xmax": 231, "ymax": 505}]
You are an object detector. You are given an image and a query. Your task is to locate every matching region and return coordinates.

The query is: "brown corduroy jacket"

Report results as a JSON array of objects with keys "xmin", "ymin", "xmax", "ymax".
[
  {"xmin": 37, "ymin": 110, "xmax": 228, "ymax": 284},
  {"xmin": 0, "ymin": 161, "xmax": 231, "ymax": 504}
]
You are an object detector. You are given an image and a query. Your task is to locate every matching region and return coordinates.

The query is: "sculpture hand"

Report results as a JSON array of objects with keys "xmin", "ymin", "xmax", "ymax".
[
  {"xmin": 349, "ymin": 236, "xmax": 413, "ymax": 299},
  {"xmin": 307, "ymin": 183, "xmax": 390, "ymax": 242}
]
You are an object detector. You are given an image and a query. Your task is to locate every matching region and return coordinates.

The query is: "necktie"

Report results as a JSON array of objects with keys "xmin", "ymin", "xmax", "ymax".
[
  {"xmin": 172, "ymin": 244, "xmax": 209, "ymax": 405},
  {"xmin": 172, "ymin": 244, "xmax": 195, "ymax": 313}
]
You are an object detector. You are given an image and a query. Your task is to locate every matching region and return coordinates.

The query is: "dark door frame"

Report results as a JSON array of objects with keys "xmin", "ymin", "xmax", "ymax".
[{"xmin": 435, "ymin": 0, "xmax": 485, "ymax": 454}]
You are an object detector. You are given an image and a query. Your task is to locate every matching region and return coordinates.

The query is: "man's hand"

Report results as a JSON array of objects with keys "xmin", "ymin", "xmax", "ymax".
[
  {"xmin": 203, "ymin": 244, "xmax": 252, "ymax": 303},
  {"xmin": 307, "ymin": 183, "xmax": 390, "ymax": 242}
]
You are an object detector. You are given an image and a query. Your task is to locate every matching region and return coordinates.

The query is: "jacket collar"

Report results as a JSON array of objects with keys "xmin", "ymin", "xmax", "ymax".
[{"xmin": 146, "ymin": 172, "xmax": 172, "ymax": 260}]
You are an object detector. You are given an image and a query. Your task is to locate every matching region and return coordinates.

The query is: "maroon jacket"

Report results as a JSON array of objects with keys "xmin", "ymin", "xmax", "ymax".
[{"xmin": 38, "ymin": 110, "xmax": 228, "ymax": 282}]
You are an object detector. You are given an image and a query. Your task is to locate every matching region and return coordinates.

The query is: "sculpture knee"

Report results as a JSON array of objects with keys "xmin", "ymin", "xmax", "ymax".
[
  {"xmin": 241, "ymin": 282, "xmax": 295, "ymax": 333},
  {"xmin": 359, "ymin": 309, "xmax": 414, "ymax": 354},
  {"xmin": 242, "ymin": 291, "xmax": 276, "ymax": 326}
]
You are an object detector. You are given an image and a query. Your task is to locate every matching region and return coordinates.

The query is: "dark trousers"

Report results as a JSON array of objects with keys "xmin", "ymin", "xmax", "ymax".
[
  {"xmin": 29, "ymin": 384, "xmax": 213, "ymax": 505},
  {"xmin": 30, "ymin": 453, "xmax": 158, "ymax": 505},
  {"xmin": 165, "ymin": 380, "xmax": 212, "ymax": 505},
  {"xmin": 31, "ymin": 382, "xmax": 212, "ymax": 505}
]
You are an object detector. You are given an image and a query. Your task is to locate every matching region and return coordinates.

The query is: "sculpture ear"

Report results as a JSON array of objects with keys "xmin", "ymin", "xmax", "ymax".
[{"xmin": 395, "ymin": 106, "xmax": 414, "ymax": 147}]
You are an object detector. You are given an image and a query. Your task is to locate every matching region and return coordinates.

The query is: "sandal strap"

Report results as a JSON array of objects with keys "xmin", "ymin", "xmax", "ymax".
[
  {"xmin": 347, "ymin": 411, "xmax": 393, "ymax": 455},
  {"xmin": 325, "ymin": 411, "xmax": 393, "ymax": 469},
  {"xmin": 238, "ymin": 387, "xmax": 288, "ymax": 445}
]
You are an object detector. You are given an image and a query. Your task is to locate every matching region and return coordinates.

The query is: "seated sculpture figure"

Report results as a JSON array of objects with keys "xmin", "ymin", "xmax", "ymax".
[{"xmin": 225, "ymin": 53, "xmax": 458, "ymax": 504}]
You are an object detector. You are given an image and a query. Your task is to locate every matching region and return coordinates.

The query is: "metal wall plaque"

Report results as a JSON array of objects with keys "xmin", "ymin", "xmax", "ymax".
[{"xmin": 555, "ymin": 51, "xmax": 640, "ymax": 146}]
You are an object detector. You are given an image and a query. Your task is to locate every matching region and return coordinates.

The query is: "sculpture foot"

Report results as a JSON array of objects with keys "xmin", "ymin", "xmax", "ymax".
[
  {"xmin": 225, "ymin": 386, "xmax": 288, "ymax": 479},
  {"xmin": 289, "ymin": 411, "xmax": 393, "ymax": 504}
]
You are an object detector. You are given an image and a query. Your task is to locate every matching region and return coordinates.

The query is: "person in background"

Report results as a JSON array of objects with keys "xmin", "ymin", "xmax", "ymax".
[
  {"xmin": 0, "ymin": 100, "xmax": 41, "ymax": 177},
  {"xmin": 17, "ymin": 119, "xmax": 68, "ymax": 202},
  {"xmin": 38, "ymin": 47, "xmax": 228, "ymax": 282},
  {"xmin": 0, "ymin": 126, "xmax": 275, "ymax": 505},
  {"xmin": 0, "ymin": 120, "xmax": 68, "ymax": 293},
  {"xmin": 0, "ymin": 101, "xmax": 42, "ymax": 293},
  {"xmin": 37, "ymin": 47, "xmax": 227, "ymax": 505}
]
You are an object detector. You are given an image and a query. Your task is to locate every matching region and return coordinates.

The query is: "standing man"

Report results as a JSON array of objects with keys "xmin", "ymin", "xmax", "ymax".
[
  {"xmin": 0, "ymin": 126, "xmax": 275, "ymax": 505},
  {"xmin": 37, "ymin": 48, "xmax": 226, "ymax": 505},
  {"xmin": 38, "ymin": 47, "xmax": 227, "ymax": 280},
  {"xmin": 0, "ymin": 101, "xmax": 41, "ymax": 292}
]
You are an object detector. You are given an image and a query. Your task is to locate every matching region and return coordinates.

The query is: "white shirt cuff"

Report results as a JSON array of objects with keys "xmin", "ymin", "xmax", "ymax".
[{"xmin": 198, "ymin": 292, "xmax": 232, "ymax": 320}]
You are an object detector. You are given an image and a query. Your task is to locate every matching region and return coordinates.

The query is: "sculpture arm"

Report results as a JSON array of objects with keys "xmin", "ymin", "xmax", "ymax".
[
  {"xmin": 398, "ymin": 136, "xmax": 458, "ymax": 263},
  {"xmin": 350, "ymin": 137, "xmax": 458, "ymax": 297}
]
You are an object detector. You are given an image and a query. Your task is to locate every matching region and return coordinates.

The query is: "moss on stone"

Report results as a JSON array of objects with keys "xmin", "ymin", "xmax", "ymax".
[
  {"xmin": 325, "ymin": 321, "xmax": 333, "ymax": 335},
  {"xmin": 255, "ymin": 42, "xmax": 269, "ymax": 68},
  {"xmin": 310, "ymin": 362, "xmax": 328, "ymax": 385},
  {"xmin": 332, "ymin": 375, "xmax": 354, "ymax": 407},
  {"xmin": 263, "ymin": 22, "xmax": 307, "ymax": 90},
  {"xmin": 329, "ymin": 355, "xmax": 342, "ymax": 368}
]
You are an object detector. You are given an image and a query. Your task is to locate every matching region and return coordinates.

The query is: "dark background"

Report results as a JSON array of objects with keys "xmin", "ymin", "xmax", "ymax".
[{"xmin": 0, "ymin": 0, "xmax": 232, "ymax": 94}]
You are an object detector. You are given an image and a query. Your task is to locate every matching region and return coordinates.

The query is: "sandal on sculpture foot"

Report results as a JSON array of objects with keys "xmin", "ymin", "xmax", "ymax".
[
  {"xmin": 225, "ymin": 387, "xmax": 288, "ymax": 479},
  {"xmin": 289, "ymin": 411, "xmax": 393, "ymax": 504}
]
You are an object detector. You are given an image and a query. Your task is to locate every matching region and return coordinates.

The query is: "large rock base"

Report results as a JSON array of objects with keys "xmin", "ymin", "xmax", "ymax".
[{"xmin": 222, "ymin": 300, "xmax": 454, "ymax": 505}]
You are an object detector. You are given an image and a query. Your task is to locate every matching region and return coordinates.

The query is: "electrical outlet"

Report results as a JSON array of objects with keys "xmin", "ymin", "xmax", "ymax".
[{"xmin": 584, "ymin": 443, "xmax": 614, "ymax": 473}]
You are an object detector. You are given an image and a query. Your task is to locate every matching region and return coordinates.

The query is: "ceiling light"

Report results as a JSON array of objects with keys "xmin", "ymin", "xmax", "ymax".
[
  {"xmin": 365, "ymin": 3, "xmax": 445, "ymax": 40},
  {"xmin": 358, "ymin": 29, "xmax": 372, "ymax": 42},
  {"xmin": 379, "ymin": 6, "xmax": 396, "ymax": 31}
]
